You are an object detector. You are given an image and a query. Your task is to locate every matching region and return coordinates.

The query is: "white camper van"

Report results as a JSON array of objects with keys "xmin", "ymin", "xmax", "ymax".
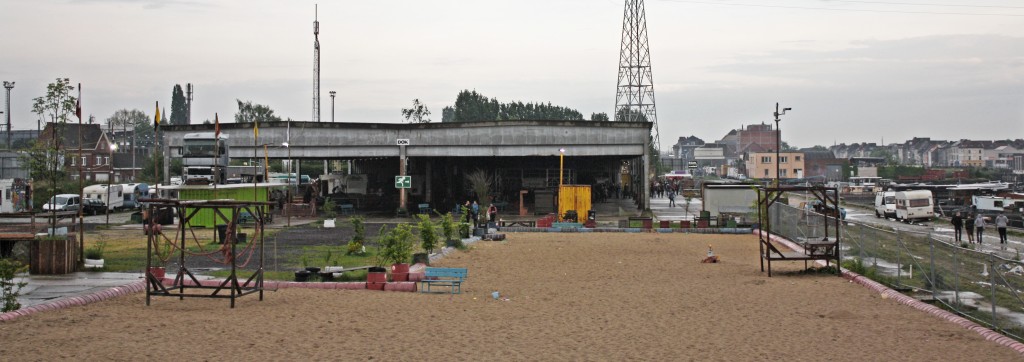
[
  {"xmin": 894, "ymin": 190, "xmax": 934, "ymax": 222},
  {"xmin": 83, "ymin": 184, "xmax": 124, "ymax": 211},
  {"xmin": 874, "ymin": 191, "xmax": 896, "ymax": 218}
]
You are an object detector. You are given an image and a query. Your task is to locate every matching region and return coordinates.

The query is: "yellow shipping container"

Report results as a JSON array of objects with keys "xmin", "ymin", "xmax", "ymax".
[{"xmin": 558, "ymin": 185, "xmax": 591, "ymax": 222}]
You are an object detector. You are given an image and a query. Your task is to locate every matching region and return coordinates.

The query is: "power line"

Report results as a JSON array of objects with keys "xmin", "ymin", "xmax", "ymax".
[
  {"xmin": 821, "ymin": 0, "xmax": 1024, "ymax": 10},
  {"xmin": 657, "ymin": 0, "xmax": 1024, "ymax": 16}
]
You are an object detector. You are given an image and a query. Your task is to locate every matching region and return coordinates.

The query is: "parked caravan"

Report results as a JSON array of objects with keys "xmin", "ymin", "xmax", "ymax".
[
  {"xmin": 120, "ymin": 183, "xmax": 149, "ymax": 209},
  {"xmin": 972, "ymin": 195, "xmax": 1024, "ymax": 214},
  {"xmin": 874, "ymin": 191, "xmax": 896, "ymax": 218},
  {"xmin": 83, "ymin": 184, "xmax": 124, "ymax": 211},
  {"xmin": 895, "ymin": 190, "xmax": 934, "ymax": 222}
]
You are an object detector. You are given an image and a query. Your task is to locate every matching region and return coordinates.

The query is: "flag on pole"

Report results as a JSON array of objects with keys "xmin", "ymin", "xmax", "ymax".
[
  {"xmin": 75, "ymin": 85, "xmax": 82, "ymax": 120},
  {"xmin": 154, "ymin": 101, "xmax": 161, "ymax": 129},
  {"xmin": 214, "ymin": 113, "xmax": 220, "ymax": 139}
]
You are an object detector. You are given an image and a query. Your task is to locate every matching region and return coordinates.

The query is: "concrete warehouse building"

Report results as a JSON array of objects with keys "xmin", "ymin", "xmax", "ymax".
[{"xmin": 159, "ymin": 120, "xmax": 654, "ymax": 214}]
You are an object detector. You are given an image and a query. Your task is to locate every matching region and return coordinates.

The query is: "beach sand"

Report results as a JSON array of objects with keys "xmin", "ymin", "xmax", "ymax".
[{"xmin": 0, "ymin": 232, "xmax": 1018, "ymax": 360}]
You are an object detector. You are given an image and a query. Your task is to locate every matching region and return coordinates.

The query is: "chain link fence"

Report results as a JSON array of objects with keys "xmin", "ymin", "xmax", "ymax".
[{"xmin": 770, "ymin": 202, "xmax": 1024, "ymax": 340}]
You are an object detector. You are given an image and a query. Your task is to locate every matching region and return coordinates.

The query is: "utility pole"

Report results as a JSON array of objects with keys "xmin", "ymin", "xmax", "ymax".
[
  {"xmin": 312, "ymin": 5, "xmax": 321, "ymax": 123},
  {"xmin": 186, "ymin": 83, "xmax": 193, "ymax": 124}
]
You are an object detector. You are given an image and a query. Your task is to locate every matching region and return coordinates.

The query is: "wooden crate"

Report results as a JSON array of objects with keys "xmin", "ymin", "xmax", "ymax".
[{"xmin": 30, "ymin": 235, "xmax": 79, "ymax": 275}]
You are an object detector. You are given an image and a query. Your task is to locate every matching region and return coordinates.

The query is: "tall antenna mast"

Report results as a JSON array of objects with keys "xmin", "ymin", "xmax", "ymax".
[
  {"xmin": 614, "ymin": 0, "xmax": 660, "ymax": 153},
  {"xmin": 313, "ymin": 4, "xmax": 321, "ymax": 123}
]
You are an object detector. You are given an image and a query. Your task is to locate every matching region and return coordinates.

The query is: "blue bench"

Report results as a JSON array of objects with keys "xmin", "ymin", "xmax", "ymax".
[
  {"xmin": 339, "ymin": 204, "xmax": 354, "ymax": 215},
  {"xmin": 418, "ymin": 203, "xmax": 430, "ymax": 214},
  {"xmin": 419, "ymin": 267, "xmax": 467, "ymax": 294}
]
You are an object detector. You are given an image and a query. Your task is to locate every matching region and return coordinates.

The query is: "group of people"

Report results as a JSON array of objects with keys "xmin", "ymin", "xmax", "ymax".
[
  {"xmin": 951, "ymin": 211, "xmax": 1009, "ymax": 245},
  {"xmin": 458, "ymin": 200, "xmax": 498, "ymax": 227}
]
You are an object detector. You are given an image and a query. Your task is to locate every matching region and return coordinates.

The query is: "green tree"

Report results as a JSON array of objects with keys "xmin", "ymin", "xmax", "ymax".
[
  {"xmin": 141, "ymin": 149, "xmax": 183, "ymax": 183},
  {"xmin": 31, "ymin": 78, "xmax": 77, "ymax": 126},
  {"xmin": 106, "ymin": 109, "xmax": 156, "ymax": 150},
  {"xmin": 591, "ymin": 112, "xmax": 610, "ymax": 122},
  {"xmin": 401, "ymin": 99, "xmax": 432, "ymax": 123},
  {"xmin": 234, "ymin": 99, "xmax": 282, "ymax": 123},
  {"xmin": 448, "ymin": 89, "xmax": 584, "ymax": 122},
  {"xmin": 441, "ymin": 106, "xmax": 455, "ymax": 122},
  {"xmin": 31, "ymin": 78, "xmax": 77, "ymax": 232},
  {"xmin": 170, "ymin": 84, "xmax": 188, "ymax": 125}
]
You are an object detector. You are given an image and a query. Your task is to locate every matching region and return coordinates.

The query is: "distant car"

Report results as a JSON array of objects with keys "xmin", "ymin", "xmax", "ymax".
[
  {"xmin": 42, "ymin": 194, "xmax": 80, "ymax": 212},
  {"xmin": 803, "ymin": 199, "xmax": 847, "ymax": 220},
  {"xmin": 82, "ymin": 198, "xmax": 107, "ymax": 216}
]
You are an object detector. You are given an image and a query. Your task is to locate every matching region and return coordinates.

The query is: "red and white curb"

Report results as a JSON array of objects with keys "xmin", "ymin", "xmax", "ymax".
[
  {"xmin": 0, "ymin": 280, "xmax": 146, "ymax": 323},
  {"xmin": 755, "ymin": 230, "xmax": 1024, "ymax": 355}
]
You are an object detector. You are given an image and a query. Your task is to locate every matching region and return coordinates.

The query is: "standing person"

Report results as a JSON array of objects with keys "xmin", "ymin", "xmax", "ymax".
[
  {"xmin": 974, "ymin": 213, "xmax": 986, "ymax": 244},
  {"xmin": 463, "ymin": 201, "xmax": 471, "ymax": 224},
  {"xmin": 487, "ymin": 203, "xmax": 498, "ymax": 226},
  {"xmin": 951, "ymin": 212, "xmax": 963, "ymax": 243},
  {"xmin": 668, "ymin": 190, "xmax": 676, "ymax": 207},
  {"xmin": 965, "ymin": 213, "xmax": 975, "ymax": 244},
  {"xmin": 471, "ymin": 201, "xmax": 480, "ymax": 227},
  {"xmin": 996, "ymin": 212, "xmax": 1009, "ymax": 245}
]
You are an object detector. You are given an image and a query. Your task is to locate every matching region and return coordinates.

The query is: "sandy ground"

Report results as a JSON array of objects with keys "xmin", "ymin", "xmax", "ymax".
[{"xmin": 1, "ymin": 232, "xmax": 1020, "ymax": 361}]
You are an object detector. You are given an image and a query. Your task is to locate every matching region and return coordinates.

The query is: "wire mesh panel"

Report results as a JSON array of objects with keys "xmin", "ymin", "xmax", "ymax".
[{"xmin": 769, "ymin": 202, "xmax": 1024, "ymax": 340}]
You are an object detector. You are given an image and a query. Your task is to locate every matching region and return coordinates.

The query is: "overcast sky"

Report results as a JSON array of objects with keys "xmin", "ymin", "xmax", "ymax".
[{"xmin": 1, "ymin": 0, "xmax": 1022, "ymax": 149}]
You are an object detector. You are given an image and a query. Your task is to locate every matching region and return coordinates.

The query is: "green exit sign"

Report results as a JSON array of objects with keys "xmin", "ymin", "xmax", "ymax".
[{"xmin": 395, "ymin": 175, "xmax": 411, "ymax": 189}]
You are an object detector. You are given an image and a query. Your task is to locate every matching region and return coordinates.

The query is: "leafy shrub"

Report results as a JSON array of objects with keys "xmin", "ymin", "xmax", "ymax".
[
  {"xmin": 417, "ymin": 214, "xmax": 439, "ymax": 254},
  {"xmin": 0, "ymin": 259, "xmax": 28, "ymax": 312},
  {"xmin": 346, "ymin": 216, "xmax": 366, "ymax": 255},
  {"xmin": 321, "ymin": 198, "xmax": 337, "ymax": 219},
  {"xmin": 376, "ymin": 224, "xmax": 414, "ymax": 266}
]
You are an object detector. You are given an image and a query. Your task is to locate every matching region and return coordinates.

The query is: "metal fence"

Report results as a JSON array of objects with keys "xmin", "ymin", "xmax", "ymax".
[{"xmin": 770, "ymin": 203, "xmax": 1024, "ymax": 340}]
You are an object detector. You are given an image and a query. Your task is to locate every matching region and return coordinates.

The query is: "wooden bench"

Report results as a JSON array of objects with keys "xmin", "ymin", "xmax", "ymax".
[{"xmin": 419, "ymin": 267, "xmax": 467, "ymax": 294}]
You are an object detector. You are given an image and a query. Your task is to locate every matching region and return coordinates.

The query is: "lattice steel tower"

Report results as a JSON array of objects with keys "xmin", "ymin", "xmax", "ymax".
[
  {"xmin": 312, "ymin": 5, "xmax": 321, "ymax": 123},
  {"xmin": 615, "ymin": 0, "xmax": 660, "ymax": 152}
]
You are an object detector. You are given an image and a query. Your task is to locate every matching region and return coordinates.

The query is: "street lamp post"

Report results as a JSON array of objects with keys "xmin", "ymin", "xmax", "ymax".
[
  {"xmin": 283, "ymin": 141, "xmax": 291, "ymax": 227},
  {"xmin": 773, "ymin": 103, "xmax": 791, "ymax": 187},
  {"xmin": 3, "ymin": 81, "xmax": 14, "ymax": 150},
  {"xmin": 107, "ymin": 143, "xmax": 118, "ymax": 226},
  {"xmin": 329, "ymin": 91, "xmax": 336, "ymax": 122},
  {"xmin": 559, "ymin": 148, "xmax": 566, "ymax": 187}
]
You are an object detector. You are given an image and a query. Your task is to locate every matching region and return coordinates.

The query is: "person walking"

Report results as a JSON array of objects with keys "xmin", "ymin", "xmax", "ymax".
[
  {"xmin": 974, "ymin": 213, "xmax": 986, "ymax": 244},
  {"xmin": 965, "ymin": 213, "xmax": 975, "ymax": 244},
  {"xmin": 951, "ymin": 212, "xmax": 963, "ymax": 243},
  {"xmin": 996, "ymin": 212, "xmax": 1009, "ymax": 245},
  {"xmin": 668, "ymin": 190, "xmax": 676, "ymax": 207}
]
